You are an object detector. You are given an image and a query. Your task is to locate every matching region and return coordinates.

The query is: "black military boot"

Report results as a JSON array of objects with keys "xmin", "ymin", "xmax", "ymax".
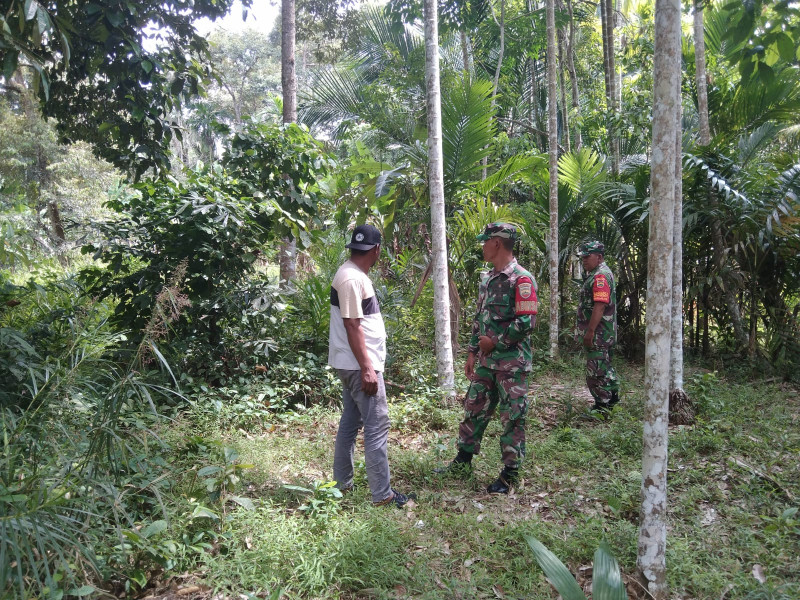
[
  {"xmin": 487, "ymin": 466, "xmax": 518, "ymax": 494},
  {"xmin": 434, "ymin": 448, "xmax": 473, "ymax": 475},
  {"xmin": 608, "ymin": 391, "xmax": 620, "ymax": 408}
]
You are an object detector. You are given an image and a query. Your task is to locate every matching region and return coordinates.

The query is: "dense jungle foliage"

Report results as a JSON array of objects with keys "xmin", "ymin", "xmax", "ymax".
[{"xmin": 0, "ymin": 0, "xmax": 798, "ymax": 597}]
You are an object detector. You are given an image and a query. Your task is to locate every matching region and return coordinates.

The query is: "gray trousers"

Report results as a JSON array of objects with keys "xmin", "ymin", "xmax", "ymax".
[{"xmin": 333, "ymin": 369, "xmax": 391, "ymax": 503}]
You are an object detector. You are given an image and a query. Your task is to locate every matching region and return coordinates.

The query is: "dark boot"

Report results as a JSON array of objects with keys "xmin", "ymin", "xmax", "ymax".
[
  {"xmin": 608, "ymin": 391, "xmax": 620, "ymax": 408},
  {"xmin": 434, "ymin": 448, "xmax": 473, "ymax": 475},
  {"xmin": 487, "ymin": 466, "xmax": 518, "ymax": 494}
]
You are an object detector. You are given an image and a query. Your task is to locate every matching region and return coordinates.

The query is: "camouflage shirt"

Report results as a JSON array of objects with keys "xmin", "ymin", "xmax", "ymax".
[
  {"xmin": 576, "ymin": 261, "xmax": 617, "ymax": 348},
  {"xmin": 468, "ymin": 259, "xmax": 537, "ymax": 373}
]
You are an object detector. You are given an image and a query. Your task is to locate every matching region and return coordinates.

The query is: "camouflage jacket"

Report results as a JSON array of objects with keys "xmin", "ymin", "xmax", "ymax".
[
  {"xmin": 468, "ymin": 259, "xmax": 537, "ymax": 372},
  {"xmin": 576, "ymin": 261, "xmax": 617, "ymax": 348}
]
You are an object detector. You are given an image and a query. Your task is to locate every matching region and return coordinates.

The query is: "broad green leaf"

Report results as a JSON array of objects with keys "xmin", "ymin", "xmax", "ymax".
[
  {"xmin": 25, "ymin": 0, "xmax": 38, "ymax": 21},
  {"xmin": 197, "ymin": 465, "xmax": 222, "ymax": 476},
  {"xmin": 524, "ymin": 535, "xmax": 586, "ymax": 600},
  {"xmin": 229, "ymin": 495, "xmax": 255, "ymax": 510},
  {"xmin": 223, "ymin": 446, "xmax": 239, "ymax": 463},
  {"xmin": 141, "ymin": 520, "xmax": 168, "ymax": 539},
  {"xmin": 36, "ymin": 6, "xmax": 51, "ymax": 34},
  {"xmin": 67, "ymin": 586, "xmax": 96, "ymax": 597},
  {"xmin": 191, "ymin": 505, "xmax": 220, "ymax": 520},
  {"xmin": 776, "ymin": 33, "xmax": 795, "ymax": 62},
  {"xmin": 764, "ymin": 43, "xmax": 780, "ymax": 67},
  {"xmin": 3, "ymin": 51, "xmax": 18, "ymax": 79},
  {"xmin": 107, "ymin": 10, "xmax": 124, "ymax": 28},
  {"xmin": 122, "ymin": 530, "xmax": 142, "ymax": 542},
  {"xmin": 592, "ymin": 542, "xmax": 627, "ymax": 600},
  {"xmin": 756, "ymin": 61, "xmax": 775, "ymax": 86}
]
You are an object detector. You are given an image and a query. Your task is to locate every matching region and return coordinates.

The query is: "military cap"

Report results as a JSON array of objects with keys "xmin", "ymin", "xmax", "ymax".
[
  {"xmin": 477, "ymin": 222, "xmax": 519, "ymax": 242},
  {"xmin": 577, "ymin": 241, "xmax": 605, "ymax": 256}
]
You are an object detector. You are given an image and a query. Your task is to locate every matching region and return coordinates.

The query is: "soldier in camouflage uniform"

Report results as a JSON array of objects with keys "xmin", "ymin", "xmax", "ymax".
[
  {"xmin": 576, "ymin": 241, "xmax": 620, "ymax": 415},
  {"xmin": 436, "ymin": 223, "xmax": 537, "ymax": 494}
]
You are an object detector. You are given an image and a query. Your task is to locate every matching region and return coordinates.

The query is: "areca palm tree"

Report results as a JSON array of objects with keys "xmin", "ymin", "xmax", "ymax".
[{"xmin": 680, "ymin": 1, "xmax": 800, "ymax": 361}]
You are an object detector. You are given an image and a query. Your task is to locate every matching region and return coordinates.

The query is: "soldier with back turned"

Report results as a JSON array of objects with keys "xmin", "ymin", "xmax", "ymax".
[{"xmin": 576, "ymin": 241, "xmax": 620, "ymax": 415}]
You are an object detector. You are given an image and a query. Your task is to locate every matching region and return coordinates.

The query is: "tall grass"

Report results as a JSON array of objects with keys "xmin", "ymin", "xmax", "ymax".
[{"xmin": 0, "ymin": 276, "xmax": 183, "ymax": 598}]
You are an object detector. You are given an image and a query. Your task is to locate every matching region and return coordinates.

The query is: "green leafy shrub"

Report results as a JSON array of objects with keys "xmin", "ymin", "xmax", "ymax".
[
  {"xmin": 81, "ymin": 122, "xmax": 331, "ymax": 376},
  {"xmin": 688, "ymin": 371, "xmax": 722, "ymax": 415},
  {"xmin": 283, "ymin": 480, "xmax": 343, "ymax": 522},
  {"xmin": 188, "ymin": 352, "xmax": 341, "ymax": 431}
]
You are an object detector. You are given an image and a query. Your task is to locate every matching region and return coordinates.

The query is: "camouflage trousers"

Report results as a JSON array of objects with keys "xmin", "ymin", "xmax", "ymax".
[
  {"xmin": 585, "ymin": 347, "xmax": 620, "ymax": 403},
  {"xmin": 458, "ymin": 367, "xmax": 529, "ymax": 468}
]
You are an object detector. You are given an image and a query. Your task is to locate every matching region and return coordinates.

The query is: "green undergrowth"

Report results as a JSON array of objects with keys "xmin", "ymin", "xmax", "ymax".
[{"xmin": 154, "ymin": 362, "xmax": 800, "ymax": 599}]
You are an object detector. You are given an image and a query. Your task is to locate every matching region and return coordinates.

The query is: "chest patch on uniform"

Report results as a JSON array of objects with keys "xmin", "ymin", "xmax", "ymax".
[
  {"xmin": 515, "ymin": 276, "xmax": 538, "ymax": 315},
  {"xmin": 593, "ymin": 274, "xmax": 611, "ymax": 303}
]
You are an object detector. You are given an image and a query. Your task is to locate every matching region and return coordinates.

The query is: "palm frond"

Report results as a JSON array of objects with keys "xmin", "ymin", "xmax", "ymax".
[
  {"xmin": 299, "ymin": 66, "xmax": 368, "ymax": 136},
  {"xmin": 355, "ymin": 5, "xmax": 423, "ymax": 75},
  {"xmin": 450, "ymin": 197, "xmax": 519, "ymax": 268},
  {"xmin": 557, "ymin": 148, "xmax": 607, "ymax": 201},
  {"xmin": 441, "ymin": 76, "xmax": 497, "ymax": 198},
  {"xmin": 471, "ymin": 153, "xmax": 548, "ymax": 199},
  {"xmin": 684, "ymin": 152, "xmax": 750, "ymax": 204}
]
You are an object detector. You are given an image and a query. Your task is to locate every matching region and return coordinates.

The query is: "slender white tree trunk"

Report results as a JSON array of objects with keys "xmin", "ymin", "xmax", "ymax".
[
  {"xmin": 547, "ymin": 0, "xmax": 559, "ymax": 359},
  {"xmin": 565, "ymin": 0, "xmax": 582, "ymax": 149},
  {"xmin": 670, "ymin": 103, "xmax": 685, "ymax": 393},
  {"xmin": 694, "ymin": 0, "xmax": 710, "ymax": 146},
  {"xmin": 424, "ymin": 0, "xmax": 455, "ymax": 396},
  {"xmin": 639, "ymin": 0, "xmax": 680, "ymax": 596},
  {"xmin": 280, "ymin": 0, "xmax": 298, "ymax": 287}
]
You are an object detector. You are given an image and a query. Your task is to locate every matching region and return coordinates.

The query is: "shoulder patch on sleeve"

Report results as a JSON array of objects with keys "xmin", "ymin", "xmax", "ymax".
[
  {"xmin": 515, "ymin": 276, "xmax": 538, "ymax": 315},
  {"xmin": 592, "ymin": 274, "xmax": 611, "ymax": 303}
]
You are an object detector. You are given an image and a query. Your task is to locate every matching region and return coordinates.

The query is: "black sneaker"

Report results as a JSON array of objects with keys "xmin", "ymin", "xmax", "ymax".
[
  {"xmin": 374, "ymin": 488, "xmax": 417, "ymax": 508},
  {"xmin": 487, "ymin": 467, "xmax": 518, "ymax": 494}
]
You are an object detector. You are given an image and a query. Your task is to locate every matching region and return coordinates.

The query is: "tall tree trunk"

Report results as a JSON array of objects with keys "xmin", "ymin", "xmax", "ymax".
[
  {"xmin": 47, "ymin": 200, "xmax": 68, "ymax": 266},
  {"xmin": 565, "ymin": 0, "xmax": 582, "ymax": 149},
  {"xmin": 601, "ymin": 0, "xmax": 619, "ymax": 174},
  {"xmin": 460, "ymin": 31, "xmax": 472, "ymax": 73},
  {"xmin": 424, "ymin": 0, "xmax": 455, "ymax": 396},
  {"xmin": 600, "ymin": 0, "xmax": 611, "ymax": 108},
  {"xmin": 670, "ymin": 103, "xmax": 690, "ymax": 417},
  {"xmin": 557, "ymin": 25, "xmax": 571, "ymax": 153},
  {"xmin": 547, "ymin": 0, "xmax": 559, "ymax": 358},
  {"xmin": 693, "ymin": 0, "xmax": 710, "ymax": 146},
  {"xmin": 280, "ymin": 0, "xmax": 298, "ymax": 287},
  {"xmin": 484, "ymin": 0, "xmax": 505, "ymax": 180},
  {"xmin": 748, "ymin": 276, "xmax": 758, "ymax": 357},
  {"xmin": 670, "ymin": 105, "xmax": 684, "ymax": 391},
  {"xmin": 638, "ymin": 0, "xmax": 680, "ymax": 596}
]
